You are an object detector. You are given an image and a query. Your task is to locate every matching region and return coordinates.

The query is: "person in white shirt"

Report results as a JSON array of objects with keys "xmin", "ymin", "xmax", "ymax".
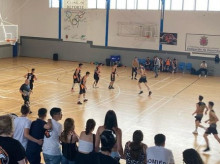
[
  {"xmin": 146, "ymin": 134, "xmax": 175, "ymax": 164},
  {"xmin": 43, "ymin": 107, "xmax": 63, "ymax": 164},
  {"xmin": 153, "ymin": 56, "xmax": 160, "ymax": 78},
  {"xmin": 13, "ymin": 105, "xmax": 43, "ymax": 150},
  {"xmin": 198, "ymin": 61, "xmax": 208, "ymax": 77}
]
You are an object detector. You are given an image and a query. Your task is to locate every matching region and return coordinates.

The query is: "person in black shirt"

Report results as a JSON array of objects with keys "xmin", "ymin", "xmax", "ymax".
[
  {"xmin": 92, "ymin": 130, "xmax": 119, "ymax": 164},
  {"xmin": 93, "ymin": 63, "xmax": 101, "ymax": 88},
  {"xmin": 20, "ymin": 79, "xmax": 31, "ymax": 107},
  {"xmin": 24, "ymin": 68, "xmax": 37, "ymax": 91},
  {"xmin": 109, "ymin": 64, "xmax": 118, "ymax": 89},
  {"xmin": 26, "ymin": 108, "xmax": 52, "ymax": 164},
  {"xmin": 77, "ymin": 72, "xmax": 90, "ymax": 105},
  {"xmin": 72, "ymin": 63, "xmax": 83, "ymax": 92},
  {"xmin": 0, "ymin": 115, "xmax": 26, "ymax": 164}
]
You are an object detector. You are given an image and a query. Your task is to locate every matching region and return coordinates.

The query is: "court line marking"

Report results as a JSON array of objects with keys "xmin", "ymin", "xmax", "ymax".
[{"xmin": 156, "ymin": 77, "xmax": 182, "ymax": 90}]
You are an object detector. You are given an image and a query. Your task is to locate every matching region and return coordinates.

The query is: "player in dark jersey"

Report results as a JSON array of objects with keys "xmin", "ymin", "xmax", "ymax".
[
  {"xmin": 138, "ymin": 64, "xmax": 152, "ymax": 96},
  {"xmin": 93, "ymin": 63, "xmax": 101, "ymax": 88},
  {"xmin": 77, "ymin": 72, "xmax": 90, "ymax": 105},
  {"xmin": 203, "ymin": 101, "xmax": 220, "ymax": 152},
  {"xmin": 72, "ymin": 63, "xmax": 83, "ymax": 92},
  {"xmin": 24, "ymin": 68, "xmax": 37, "ymax": 91},
  {"xmin": 109, "ymin": 64, "xmax": 118, "ymax": 89},
  {"xmin": 192, "ymin": 95, "xmax": 209, "ymax": 134}
]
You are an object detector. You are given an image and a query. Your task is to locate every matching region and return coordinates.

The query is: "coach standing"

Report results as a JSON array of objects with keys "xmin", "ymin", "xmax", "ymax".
[{"xmin": 154, "ymin": 56, "xmax": 160, "ymax": 78}]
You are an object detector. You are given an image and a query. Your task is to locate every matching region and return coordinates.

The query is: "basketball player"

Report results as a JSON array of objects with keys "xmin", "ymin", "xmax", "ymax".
[
  {"xmin": 153, "ymin": 56, "xmax": 160, "ymax": 78},
  {"xmin": 203, "ymin": 101, "xmax": 220, "ymax": 152},
  {"xmin": 109, "ymin": 63, "xmax": 118, "ymax": 89},
  {"xmin": 192, "ymin": 95, "xmax": 209, "ymax": 134},
  {"xmin": 138, "ymin": 63, "xmax": 152, "ymax": 96},
  {"xmin": 19, "ymin": 79, "xmax": 31, "ymax": 108},
  {"xmin": 77, "ymin": 72, "xmax": 90, "ymax": 105},
  {"xmin": 24, "ymin": 68, "xmax": 37, "ymax": 91},
  {"xmin": 93, "ymin": 63, "xmax": 101, "ymax": 88},
  {"xmin": 72, "ymin": 63, "xmax": 83, "ymax": 92},
  {"xmin": 131, "ymin": 57, "xmax": 139, "ymax": 80}
]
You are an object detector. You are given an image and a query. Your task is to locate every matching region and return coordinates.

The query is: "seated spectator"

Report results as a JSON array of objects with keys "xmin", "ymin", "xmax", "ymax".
[
  {"xmin": 76, "ymin": 119, "xmax": 96, "ymax": 164},
  {"xmin": 92, "ymin": 130, "xmax": 118, "ymax": 164},
  {"xmin": 43, "ymin": 107, "xmax": 63, "ymax": 164},
  {"xmin": 60, "ymin": 118, "xmax": 79, "ymax": 164},
  {"xmin": 165, "ymin": 58, "xmax": 171, "ymax": 72},
  {"xmin": 26, "ymin": 108, "xmax": 52, "ymax": 164},
  {"xmin": 159, "ymin": 58, "xmax": 164, "ymax": 72},
  {"xmin": 198, "ymin": 61, "xmax": 208, "ymax": 77},
  {"xmin": 172, "ymin": 58, "xmax": 178, "ymax": 73},
  {"xmin": 145, "ymin": 57, "xmax": 151, "ymax": 70},
  {"xmin": 0, "ymin": 115, "xmax": 26, "ymax": 164},
  {"xmin": 13, "ymin": 105, "xmax": 43, "ymax": 150},
  {"xmin": 146, "ymin": 134, "xmax": 175, "ymax": 164},
  {"xmin": 183, "ymin": 149, "xmax": 204, "ymax": 164},
  {"xmin": 124, "ymin": 130, "xmax": 147, "ymax": 164},
  {"xmin": 95, "ymin": 110, "xmax": 123, "ymax": 161}
]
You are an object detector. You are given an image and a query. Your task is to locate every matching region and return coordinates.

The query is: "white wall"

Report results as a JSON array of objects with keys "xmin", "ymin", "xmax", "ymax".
[{"xmin": 163, "ymin": 11, "xmax": 220, "ymax": 52}]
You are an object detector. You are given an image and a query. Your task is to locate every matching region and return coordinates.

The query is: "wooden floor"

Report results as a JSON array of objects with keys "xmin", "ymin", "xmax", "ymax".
[{"xmin": 0, "ymin": 57, "xmax": 220, "ymax": 164}]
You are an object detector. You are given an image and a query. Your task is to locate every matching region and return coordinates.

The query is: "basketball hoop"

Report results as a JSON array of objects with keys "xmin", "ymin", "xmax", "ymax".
[{"xmin": 6, "ymin": 39, "xmax": 16, "ymax": 45}]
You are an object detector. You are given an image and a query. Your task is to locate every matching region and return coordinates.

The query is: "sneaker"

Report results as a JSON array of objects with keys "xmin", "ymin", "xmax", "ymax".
[
  {"xmin": 29, "ymin": 111, "xmax": 32, "ymax": 114},
  {"xmin": 139, "ymin": 91, "xmax": 143, "ymax": 94},
  {"xmin": 203, "ymin": 147, "xmax": 210, "ymax": 152},
  {"xmin": 149, "ymin": 91, "xmax": 152, "ymax": 96},
  {"xmin": 199, "ymin": 74, "xmax": 201, "ymax": 78},
  {"xmin": 111, "ymin": 86, "xmax": 114, "ymax": 89},
  {"xmin": 84, "ymin": 99, "xmax": 88, "ymax": 102},
  {"xmin": 77, "ymin": 101, "xmax": 82, "ymax": 105},
  {"xmin": 192, "ymin": 131, "xmax": 198, "ymax": 134},
  {"xmin": 205, "ymin": 75, "xmax": 207, "ymax": 78},
  {"xmin": 131, "ymin": 77, "xmax": 133, "ymax": 80},
  {"xmin": 108, "ymin": 86, "xmax": 111, "ymax": 89},
  {"xmin": 134, "ymin": 78, "xmax": 137, "ymax": 80}
]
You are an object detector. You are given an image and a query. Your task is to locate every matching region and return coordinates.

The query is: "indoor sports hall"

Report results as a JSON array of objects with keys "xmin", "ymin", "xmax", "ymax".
[{"xmin": 0, "ymin": 0, "xmax": 220, "ymax": 164}]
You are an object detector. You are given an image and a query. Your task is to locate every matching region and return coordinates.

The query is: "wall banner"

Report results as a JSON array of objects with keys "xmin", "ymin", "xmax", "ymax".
[
  {"xmin": 160, "ymin": 33, "xmax": 177, "ymax": 45},
  {"xmin": 185, "ymin": 34, "xmax": 220, "ymax": 54}
]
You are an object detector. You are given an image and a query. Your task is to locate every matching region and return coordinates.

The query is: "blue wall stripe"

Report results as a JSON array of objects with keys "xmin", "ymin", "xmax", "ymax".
[
  {"xmin": 105, "ymin": 0, "xmax": 110, "ymax": 47},
  {"xmin": 59, "ymin": 0, "xmax": 62, "ymax": 39},
  {"xmin": 159, "ymin": 0, "xmax": 165, "ymax": 51}
]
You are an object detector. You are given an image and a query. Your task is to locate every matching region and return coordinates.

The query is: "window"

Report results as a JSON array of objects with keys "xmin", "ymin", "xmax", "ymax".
[
  {"xmin": 165, "ymin": 0, "xmax": 171, "ymax": 10},
  {"xmin": 148, "ymin": 0, "xmax": 159, "ymax": 10},
  {"xmin": 196, "ymin": 0, "xmax": 208, "ymax": 11},
  {"xmin": 88, "ymin": 0, "xmax": 97, "ymax": 8},
  {"xmin": 49, "ymin": 0, "xmax": 59, "ymax": 8},
  {"xmin": 111, "ymin": 0, "xmax": 116, "ymax": 9},
  {"xmin": 209, "ymin": 0, "xmax": 220, "ymax": 11},
  {"xmin": 97, "ymin": 0, "xmax": 105, "ymax": 9},
  {"xmin": 127, "ymin": 0, "xmax": 137, "ymax": 9},
  {"xmin": 171, "ymin": 0, "xmax": 183, "ymax": 10},
  {"xmin": 137, "ymin": 0, "xmax": 148, "ymax": 9},
  {"xmin": 117, "ymin": 0, "xmax": 126, "ymax": 9},
  {"xmin": 183, "ymin": 0, "xmax": 195, "ymax": 10}
]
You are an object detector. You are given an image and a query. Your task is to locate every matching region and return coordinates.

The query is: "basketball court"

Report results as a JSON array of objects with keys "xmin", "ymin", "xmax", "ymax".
[{"xmin": 0, "ymin": 57, "xmax": 219, "ymax": 163}]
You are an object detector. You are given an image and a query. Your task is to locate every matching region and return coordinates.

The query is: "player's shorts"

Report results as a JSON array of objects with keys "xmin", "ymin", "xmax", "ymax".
[
  {"xmin": 73, "ymin": 76, "xmax": 80, "ymax": 83},
  {"xmin": 111, "ymin": 74, "xmax": 115, "ymax": 82},
  {"xmin": 195, "ymin": 114, "xmax": 203, "ymax": 123},
  {"xmin": 205, "ymin": 124, "xmax": 218, "ymax": 135},
  {"xmin": 79, "ymin": 84, "xmax": 86, "ymax": 94},
  {"xmin": 139, "ymin": 76, "xmax": 147, "ymax": 83},
  {"xmin": 94, "ymin": 74, "xmax": 99, "ymax": 83}
]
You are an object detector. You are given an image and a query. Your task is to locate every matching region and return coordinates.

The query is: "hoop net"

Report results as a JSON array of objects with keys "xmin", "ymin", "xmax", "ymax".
[{"xmin": 5, "ymin": 39, "xmax": 16, "ymax": 45}]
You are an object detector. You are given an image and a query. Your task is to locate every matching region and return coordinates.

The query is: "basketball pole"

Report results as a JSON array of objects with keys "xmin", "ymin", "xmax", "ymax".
[
  {"xmin": 159, "ymin": 0, "xmax": 165, "ymax": 51},
  {"xmin": 58, "ymin": 0, "xmax": 62, "ymax": 40}
]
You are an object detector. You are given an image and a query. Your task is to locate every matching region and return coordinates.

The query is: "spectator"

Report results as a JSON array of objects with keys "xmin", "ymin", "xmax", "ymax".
[
  {"xmin": 0, "ymin": 115, "xmax": 26, "ymax": 164},
  {"xmin": 183, "ymin": 149, "xmax": 204, "ymax": 164},
  {"xmin": 124, "ymin": 130, "xmax": 147, "ymax": 164},
  {"xmin": 165, "ymin": 58, "xmax": 171, "ymax": 72},
  {"xmin": 76, "ymin": 119, "xmax": 96, "ymax": 164},
  {"xmin": 198, "ymin": 61, "xmax": 208, "ymax": 77},
  {"xmin": 146, "ymin": 134, "xmax": 175, "ymax": 164},
  {"xmin": 26, "ymin": 108, "xmax": 52, "ymax": 164},
  {"xmin": 159, "ymin": 58, "xmax": 164, "ymax": 72},
  {"xmin": 60, "ymin": 118, "xmax": 79, "ymax": 164},
  {"xmin": 43, "ymin": 107, "xmax": 63, "ymax": 164},
  {"xmin": 92, "ymin": 130, "xmax": 118, "ymax": 164},
  {"xmin": 13, "ymin": 105, "xmax": 43, "ymax": 150},
  {"xmin": 145, "ymin": 57, "xmax": 151, "ymax": 71},
  {"xmin": 172, "ymin": 58, "xmax": 178, "ymax": 74},
  {"xmin": 95, "ymin": 110, "xmax": 123, "ymax": 161},
  {"xmin": 154, "ymin": 56, "xmax": 160, "ymax": 78}
]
